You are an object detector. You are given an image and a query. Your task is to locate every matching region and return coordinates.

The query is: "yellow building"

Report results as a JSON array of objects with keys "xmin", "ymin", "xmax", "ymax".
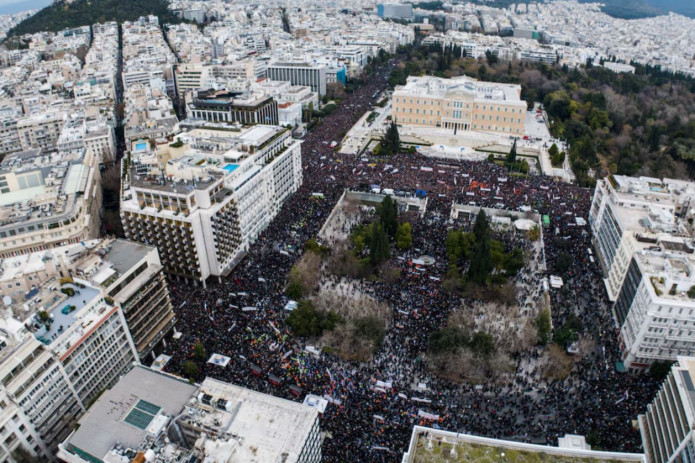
[{"xmin": 392, "ymin": 75, "xmax": 527, "ymax": 135}]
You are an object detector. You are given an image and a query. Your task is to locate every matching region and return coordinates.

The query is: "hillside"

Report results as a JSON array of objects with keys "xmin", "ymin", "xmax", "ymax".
[{"xmin": 6, "ymin": 0, "xmax": 183, "ymax": 37}]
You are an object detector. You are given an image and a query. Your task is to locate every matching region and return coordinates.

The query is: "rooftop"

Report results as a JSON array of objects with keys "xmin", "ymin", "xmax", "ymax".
[
  {"xmin": 31, "ymin": 283, "xmax": 100, "ymax": 346},
  {"xmin": 403, "ymin": 427, "xmax": 645, "ymax": 463},
  {"xmin": 195, "ymin": 378, "xmax": 319, "ymax": 462},
  {"xmin": 64, "ymin": 365, "xmax": 197, "ymax": 462}
]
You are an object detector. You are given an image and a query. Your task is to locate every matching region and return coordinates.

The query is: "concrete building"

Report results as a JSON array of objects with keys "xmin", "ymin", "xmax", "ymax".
[
  {"xmin": 0, "ymin": 147, "xmax": 102, "ymax": 260},
  {"xmin": 639, "ymin": 356, "xmax": 695, "ymax": 463},
  {"xmin": 0, "ymin": 274, "xmax": 139, "ymax": 461},
  {"xmin": 392, "ymin": 75, "xmax": 526, "ymax": 135},
  {"xmin": 0, "ymin": 238, "xmax": 176, "ymax": 362},
  {"xmin": 377, "ymin": 3, "xmax": 413, "ymax": 20},
  {"xmin": 402, "ymin": 426, "xmax": 645, "ymax": 462},
  {"xmin": 16, "ymin": 111, "xmax": 64, "ymax": 152},
  {"xmin": 57, "ymin": 365, "xmax": 322, "ymax": 463},
  {"xmin": 266, "ymin": 62, "xmax": 327, "ymax": 96},
  {"xmin": 590, "ymin": 176, "xmax": 695, "ymax": 368},
  {"xmin": 120, "ymin": 125, "xmax": 302, "ymax": 285},
  {"xmin": 188, "ymin": 89, "xmax": 279, "ymax": 126}
]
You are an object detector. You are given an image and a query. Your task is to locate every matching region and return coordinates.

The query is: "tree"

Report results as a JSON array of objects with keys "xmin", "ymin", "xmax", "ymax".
[
  {"xmin": 285, "ymin": 281, "xmax": 303, "ymax": 300},
  {"xmin": 470, "ymin": 331, "xmax": 495, "ymax": 357},
  {"xmin": 548, "ymin": 143, "xmax": 559, "ymax": 158},
  {"xmin": 183, "ymin": 361, "xmax": 198, "ymax": 380},
  {"xmin": 528, "ymin": 225, "xmax": 541, "ymax": 242},
  {"xmin": 12, "ymin": 447, "xmax": 41, "ymax": 463},
  {"xmin": 381, "ymin": 122, "xmax": 401, "ymax": 155},
  {"xmin": 378, "ymin": 195, "xmax": 398, "ymax": 237},
  {"xmin": 506, "ymin": 138, "xmax": 518, "ymax": 165},
  {"xmin": 535, "ymin": 308, "xmax": 552, "ymax": 345},
  {"xmin": 428, "ymin": 326, "xmax": 468, "ymax": 354},
  {"xmin": 649, "ymin": 361, "xmax": 673, "ymax": 381},
  {"xmin": 369, "ymin": 224, "xmax": 391, "ymax": 266},
  {"xmin": 556, "ymin": 252, "xmax": 573, "ymax": 274},
  {"xmin": 468, "ymin": 210, "xmax": 493, "ymax": 284},
  {"xmin": 193, "ymin": 342, "xmax": 206, "ymax": 361},
  {"xmin": 286, "ymin": 300, "xmax": 339, "ymax": 337},
  {"xmin": 396, "ymin": 222, "xmax": 412, "ymax": 250}
]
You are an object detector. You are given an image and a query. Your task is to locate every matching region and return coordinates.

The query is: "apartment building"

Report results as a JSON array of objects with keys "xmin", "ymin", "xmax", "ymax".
[
  {"xmin": 377, "ymin": 3, "xmax": 413, "ymax": 20},
  {"xmin": 0, "ymin": 238, "xmax": 176, "ymax": 362},
  {"xmin": 266, "ymin": 62, "xmax": 328, "ymax": 96},
  {"xmin": 639, "ymin": 356, "xmax": 695, "ymax": 463},
  {"xmin": 0, "ymin": 275, "xmax": 139, "ymax": 461},
  {"xmin": 16, "ymin": 111, "xmax": 64, "ymax": 152},
  {"xmin": 589, "ymin": 176, "xmax": 695, "ymax": 368},
  {"xmin": 392, "ymin": 75, "xmax": 527, "ymax": 135},
  {"xmin": 0, "ymin": 147, "xmax": 102, "ymax": 259},
  {"xmin": 121, "ymin": 124, "xmax": 302, "ymax": 286},
  {"xmin": 188, "ymin": 89, "xmax": 279, "ymax": 126},
  {"xmin": 0, "ymin": 119, "xmax": 21, "ymax": 157},
  {"xmin": 58, "ymin": 365, "xmax": 322, "ymax": 463}
]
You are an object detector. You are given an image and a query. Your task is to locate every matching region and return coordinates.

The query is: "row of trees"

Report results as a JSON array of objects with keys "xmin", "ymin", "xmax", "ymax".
[{"xmin": 351, "ymin": 195, "xmax": 412, "ymax": 267}]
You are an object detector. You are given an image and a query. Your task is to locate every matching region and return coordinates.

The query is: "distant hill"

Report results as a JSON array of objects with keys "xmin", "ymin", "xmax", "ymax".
[{"xmin": 5, "ymin": 0, "xmax": 183, "ymax": 37}]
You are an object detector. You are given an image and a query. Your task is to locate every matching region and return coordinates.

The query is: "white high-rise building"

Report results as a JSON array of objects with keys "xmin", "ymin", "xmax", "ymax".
[
  {"xmin": 0, "ymin": 277, "xmax": 138, "ymax": 461},
  {"xmin": 589, "ymin": 176, "xmax": 695, "ymax": 368},
  {"xmin": 639, "ymin": 356, "xmax": 695, "ymax": 463},
  {"xmin": 120, "ymin": 124, "xmax": 302, "ymax": 285}
]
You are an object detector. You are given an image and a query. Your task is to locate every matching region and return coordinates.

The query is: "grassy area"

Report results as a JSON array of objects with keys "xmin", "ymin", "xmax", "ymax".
[{"xmin": 412, "ymin": 436, "xmax": 638, "ymax": 463}]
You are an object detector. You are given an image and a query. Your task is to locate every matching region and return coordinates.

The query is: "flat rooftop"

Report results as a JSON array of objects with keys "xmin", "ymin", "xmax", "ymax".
[
  {"xmin": 64, "ymin": 365, "xmax": 197, "ymax": 461},
  {"xmin": 106, "ymin": 239, "xmax": 150, "ymax": 275},
  {"xmin": 32, "ymin": 283, "xmax": 101, "ymax": 346},
  {"xmin": 199, "ymin": 378, "xmax": 319, "ymax": 462},
  {"xmin": 403, "ymin": 428, "xmax": 645, "ymax": 463}
]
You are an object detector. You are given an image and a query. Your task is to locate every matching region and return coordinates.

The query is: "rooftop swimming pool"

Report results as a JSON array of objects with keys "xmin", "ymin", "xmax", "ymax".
[
  {"xmin": 223, "ymin": 164, "xmax": 239, "ymax": 173},
  {"xmin": 134, "ymin": 142, "xmax": 147, "ymax": 151}
]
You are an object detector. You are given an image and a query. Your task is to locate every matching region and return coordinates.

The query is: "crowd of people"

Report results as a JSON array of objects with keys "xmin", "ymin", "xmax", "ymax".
[{"xmin": 161, "ymin": 59, "xmax": 661, "ymax": 462}]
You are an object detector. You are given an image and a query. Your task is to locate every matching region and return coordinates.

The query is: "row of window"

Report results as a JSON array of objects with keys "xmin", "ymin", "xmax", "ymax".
[{"xmin": 395, "ymin": 98, "xmax": 524, "ymax": 113}]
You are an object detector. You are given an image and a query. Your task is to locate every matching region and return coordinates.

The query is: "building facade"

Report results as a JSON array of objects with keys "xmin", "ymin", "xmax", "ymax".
[
  {"xmin": 188, "ymin": 89, "xmax": 279, "ymax": 126},
  {"xmin": 392, "ymin": 75, "xmax": 526, "ymax": 135},
  {"xmin": 639, "ymin": 356, "xmax": 695, "ymax": 463},
  {"xmin": 266, "ymin": 62, "xmax": 327, "ymax": 96},
  {"xmin": 121, "ymin": 125, "xmax": 302, "ymax": 285},
  {"xmin": 589, "ymin": 176, "xmax": 695, "ymax": 368}
]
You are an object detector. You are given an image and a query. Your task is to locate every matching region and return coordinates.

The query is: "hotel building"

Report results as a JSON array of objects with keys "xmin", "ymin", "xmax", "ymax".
[{"xmin": 120, "ymin": 124, "xmax": 302, "ymax": 286}]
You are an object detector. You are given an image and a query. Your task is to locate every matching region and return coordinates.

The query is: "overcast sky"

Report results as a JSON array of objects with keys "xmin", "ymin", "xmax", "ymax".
[{"xmin": 0, "ymin": 0, "xmax": 52, "ymax": 16}]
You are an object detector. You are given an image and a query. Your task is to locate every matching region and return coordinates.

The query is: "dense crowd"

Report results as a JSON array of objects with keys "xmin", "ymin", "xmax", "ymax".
[{"xmin": 160, "ymin": 60, "xmax": 660, "ymax": 462}]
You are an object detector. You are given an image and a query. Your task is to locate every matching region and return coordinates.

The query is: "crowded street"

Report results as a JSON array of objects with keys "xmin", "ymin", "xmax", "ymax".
[{"xmin": 158, "ymin": 60, "xmax": 660, "ymax": 462}]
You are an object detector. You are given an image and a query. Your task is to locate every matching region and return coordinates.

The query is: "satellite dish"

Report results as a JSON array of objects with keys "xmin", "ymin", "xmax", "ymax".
[{"xmin": 2, "ymin": 296, "xmax": 12, "ymax": 306}]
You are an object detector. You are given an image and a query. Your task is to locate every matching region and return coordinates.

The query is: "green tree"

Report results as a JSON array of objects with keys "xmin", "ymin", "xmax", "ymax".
[
  {"xmin": 396, "ymin": 222, "xmax": 412, "ymax": 250},
  {"xmin": 506, "ymin": 138, "xmax": 518, "ymax": 166},
  {"xmin": 468, "ymin": 210, "xmax": 493, "ymax": 284},
  {"xmin": 553, "ymin": 313, "xmax": 582, "ymax": 348},
  {"xmin": 528, "ymin": 225, "xmax": 541, "ymax": 242},
  {"xmin": 286, "ymin": 300, "xmax": 339, "ymax": 337},
  {"xmin": 369, "ymin": 224, "xmax": 391, "ymax": 266},
  {"xmin": 470, "ymin": 331, "xmax": 495, "ymax": 357},
  {"xmin": 193, "ymin": 342, "xmax": 206, "ymax": 361},
  {"xmin": 548, "ymin": 143, "xmax": 559, "ymax": 158},
  {"xmin": 378, "ymin": 195, "xmax": 399, "ymax": 237},
  {"xmin": 285, "ymin": 281, "xmax": 303, "ymax": 300},
  {"xmin": 381, "ymin": 122, "xmax": 401, "ymax": 155},
  {"xmin": 535, "ymin": 308, "xmax": 552, "ymax": 345},
  {"xmin": 12, "ymin": 447, "xmax": 41, "ymax": 463},
  {"xmin": 183, "ymin": 361, "xmax": 199, "ymax": 381},
  {"xmin": 428, "ymin": 326, "xmax": 468, "ymax": 354}
]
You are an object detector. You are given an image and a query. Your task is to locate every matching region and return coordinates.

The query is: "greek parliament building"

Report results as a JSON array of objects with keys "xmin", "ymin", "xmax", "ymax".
[
  {"xmin": 391, "ymin": 75, "xmax": 527, "ymax": 135},
  {"xmin": 120, "ymin": 124, "xmax": 302, "ymax": 286},
  {"xmin": 639, "ymin": 356, "xmax": 695, "ymax": 463},
  {"xmin": 589, "ymin": 175, "xmax": 695, "ymax": 369}
]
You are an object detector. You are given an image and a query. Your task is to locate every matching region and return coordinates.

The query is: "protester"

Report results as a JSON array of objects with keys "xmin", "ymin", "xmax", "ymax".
[{"xmin": 160, "ymin": 60, "xmax": 659, "ymax": 463}]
